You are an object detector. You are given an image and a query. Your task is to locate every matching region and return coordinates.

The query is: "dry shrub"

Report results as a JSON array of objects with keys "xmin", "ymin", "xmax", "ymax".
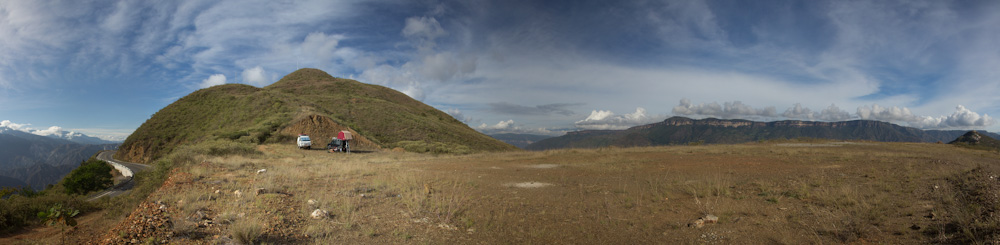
[{"xmin": 230, "ymin": 217, "xmax": 263, "ymax": 245}]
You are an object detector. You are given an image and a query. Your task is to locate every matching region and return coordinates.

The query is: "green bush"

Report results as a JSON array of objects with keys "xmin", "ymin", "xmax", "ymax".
[
  {"xmin": 62, "ymin": 159, "xmax": 113, "ymax": 195},
  {"xmin": 0, "ymin": 192, "xmax": 92, "ymax": 234}
]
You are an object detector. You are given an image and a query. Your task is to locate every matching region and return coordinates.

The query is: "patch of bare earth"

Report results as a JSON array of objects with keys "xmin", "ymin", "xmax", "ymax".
[{"xmin": 52, "ymin": 141, "xmax": 1000, "ymax": 243}]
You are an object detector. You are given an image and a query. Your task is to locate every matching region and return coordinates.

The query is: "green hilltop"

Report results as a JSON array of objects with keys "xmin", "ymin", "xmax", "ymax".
[{"xmin": 116, "ymin": 68, "xmax": 515, "ymax": 163}]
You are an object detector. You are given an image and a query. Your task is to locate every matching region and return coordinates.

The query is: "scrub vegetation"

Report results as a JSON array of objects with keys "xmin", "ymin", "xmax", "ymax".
[{"xmin": 17, "ymin": 139, "xmax": 1000, "ymax": 244}]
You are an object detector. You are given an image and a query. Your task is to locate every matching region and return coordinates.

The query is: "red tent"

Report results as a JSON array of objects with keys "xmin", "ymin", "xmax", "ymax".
[{"xmin": 337, "ymin": 131, "xmax": 353, "ymax": 140}]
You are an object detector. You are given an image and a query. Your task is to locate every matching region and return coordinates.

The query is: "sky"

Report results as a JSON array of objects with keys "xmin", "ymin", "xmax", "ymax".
[{"xmin": 2, "ymin": 0, "xmax": 1000, "ymax": 139}]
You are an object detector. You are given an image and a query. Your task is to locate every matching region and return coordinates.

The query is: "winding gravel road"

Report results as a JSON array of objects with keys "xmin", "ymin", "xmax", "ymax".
[{"xmin": 86, "ymin": 151, "xmax": 152, "ymax": 201}]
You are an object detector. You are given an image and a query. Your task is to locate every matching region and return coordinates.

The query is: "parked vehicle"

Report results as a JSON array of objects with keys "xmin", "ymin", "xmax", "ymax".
[
  {"xmin": 297, "ymin": 134, "xmax": 311, "ymax": 149},
  {"xmin": 328, "ymin": 131, "xmax": 352, "ymax": 153},
  {"xmin": 327, "ymin": 138, "xmax": 343, "ymax": 152}
]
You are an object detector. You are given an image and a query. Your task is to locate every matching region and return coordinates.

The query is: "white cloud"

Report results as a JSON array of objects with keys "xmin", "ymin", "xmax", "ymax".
[
  {"xmin": 241, "ymin": 66, "xmax": 271, "ymax": 87},
  {"xmin": 782, "ymin": 103, "xmax": 852, "ymax": 121},
  {"xmin": 402, "ymin": 16, "xmax": 446, "ymax": 45},
  {"xmin": 0, "ymin": 121, "xmax": 66, "ymax": 137},
  {"xmin": 671, "ymin": 99, "xmax": 995, "ymax": 129},
  {"xmin": 475, "ymin": 119, "xmax": 560, "ymax": 135},
  {"xmin": 33, "ymin": 126, "xmax": 64, "ymax": 136},
  {"xmin": 672, "ymin": 99, "xmax": 777, "ymax": 119},
  {"xmin": 818, "ymin": 104, "xmax": 853, "ymax": 121},
  {"xmin": 357, "ymin": 64, "xmax": 424, "ymax": 100},
  {"xmin": 478, "ymin": 120, "xmax": 515, "ymax": 131},
  {"xmin": 0, "ymin": 120, "xmax": 32, "ymax": 131},
  {"xmin": 905, "ymin": 105, "xmax": 996, "ymax": 129},
  {"xmin": 418, "ymin": 52, "xmax": 476, "ymax": 82},
  {"xmin": 575, "ymin": 107, "xmax": 661, "ymax": 130},
  {"xmin": 199, "ymin": 74, "xmax": 227, "ymax": 88},
  {"xmin": 857, "ymin": 104, "xmax": 918, "ymax": 122},
  {"xmin": 71, "ymin": 127, "xmax": 133, "ymax": 141}
]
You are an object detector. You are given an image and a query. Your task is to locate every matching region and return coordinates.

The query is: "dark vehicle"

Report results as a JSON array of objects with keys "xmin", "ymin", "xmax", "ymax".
[{"xmin": 328, "ymin": 131, "xmax": 353, "ymax": 153}]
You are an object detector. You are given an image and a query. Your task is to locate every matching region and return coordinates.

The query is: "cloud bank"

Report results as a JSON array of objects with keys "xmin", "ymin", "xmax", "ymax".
[
  {"xmin": 575, "ymin": 107, "xmax": 662, "ymax": 130},
  {"xmin": 672, "ymin": 99, "xmax": 995, "ymax": 129},
  {"xmin": 672, "ymin": 99, "xmax": 777, "ymax": 119},
  {"xmin": 1, "ymin": 119, "xmax": 127, "ymax": 140},
  {"xmin": 860, "ymin": 105, "xmax": 996, "ymax": 129},
  {"xmin": 476, "ymin": 119, "xmax": 557, "ymax": 136}
]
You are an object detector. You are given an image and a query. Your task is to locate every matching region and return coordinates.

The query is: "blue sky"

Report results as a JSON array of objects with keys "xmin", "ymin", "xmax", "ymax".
[{"xmin": 1, "ymin": 0, "xmax": 999, "ymax": 139}]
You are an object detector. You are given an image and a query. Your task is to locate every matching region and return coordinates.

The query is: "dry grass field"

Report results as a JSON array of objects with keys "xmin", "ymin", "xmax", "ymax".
[{"xmin": 10, "ymin": 140, "xmax": 1000, "ymax": 244}]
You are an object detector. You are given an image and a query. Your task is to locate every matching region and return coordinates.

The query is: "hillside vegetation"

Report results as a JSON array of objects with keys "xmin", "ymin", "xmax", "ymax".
[{"xmin": 116, "ymin": 68, "xmax": 514, "ymax": 163}]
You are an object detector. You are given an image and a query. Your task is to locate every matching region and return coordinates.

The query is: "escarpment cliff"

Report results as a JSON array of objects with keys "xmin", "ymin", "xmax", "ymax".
[{"xmin": 527, "ymin": 116, "xmax": 994, "ymax": 150}]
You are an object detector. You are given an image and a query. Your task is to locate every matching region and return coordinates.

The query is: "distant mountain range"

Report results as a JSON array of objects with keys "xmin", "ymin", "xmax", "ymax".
[
  {"xmin": 526, "ymin": 116, "xmax": 1000, "ymax": 150},
  {"xmin": 0, "ymin": 126, "xmax": 121, "ymax": 145},
  {"xmin": 489, "ymin": 133, "xmax": 554, "ymax": 149},
  {"xmin": 0, "ymin": 126, "xmax": 119, "ymax": 190}
]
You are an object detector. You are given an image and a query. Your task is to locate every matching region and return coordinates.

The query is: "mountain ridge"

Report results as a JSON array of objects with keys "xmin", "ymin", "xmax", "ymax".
[
  {"xmin": 528, "ymin": 116, "xmax": 1000, "ymax": 150},
  {"xmin": 0, "ymin": 125, "xmax": 121, "ymax": 145},
  {"xmin": 489, "ymin": 133, "xmax": 554, "ymax": 149},
  {"xmin": 0, "ymin": 126, "xmax": 115, "ymax": 190}
]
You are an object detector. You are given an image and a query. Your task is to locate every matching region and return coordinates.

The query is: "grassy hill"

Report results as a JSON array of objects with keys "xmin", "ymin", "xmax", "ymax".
[
  {"xmin": 116, "ymin": 68, "xmax": 514, "ymax": 163},
  {"xmin": 950, "ymin": 131, "xmax": 1000, "ymax": 152}
]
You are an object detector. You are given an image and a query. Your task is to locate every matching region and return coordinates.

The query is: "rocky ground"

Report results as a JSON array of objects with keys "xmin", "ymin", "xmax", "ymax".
[{"xmin": 6, "ymin": 141, "xmax": 1000, "ymax": 244}]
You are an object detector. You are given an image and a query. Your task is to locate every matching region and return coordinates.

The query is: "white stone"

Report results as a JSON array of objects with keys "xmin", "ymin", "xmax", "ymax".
[
  {"xmin": 257, "ymin": 169, "xmax": 267, "ymax": 174},
  {"xmin": 311, "ymin": 209, "xmax": 329, "ymax": 219}
]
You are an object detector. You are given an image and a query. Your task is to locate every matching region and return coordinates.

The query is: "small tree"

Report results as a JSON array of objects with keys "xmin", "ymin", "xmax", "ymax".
[
  {"xmin": 37, "ymin": 204, "xmax": 80, "ymax": 227},
  {"xmin": 62, "ymin": 159, "xmax": 113, "ymax": 195},
  {"xmin": 37, "ymin": 204, "xmax": 80, "ymax": 243}
]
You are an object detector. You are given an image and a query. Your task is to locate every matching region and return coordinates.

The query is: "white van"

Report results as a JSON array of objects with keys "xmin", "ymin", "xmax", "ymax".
[{"xmin": 297, "ymin": 134, "xmax": 311, "ymax": 149}]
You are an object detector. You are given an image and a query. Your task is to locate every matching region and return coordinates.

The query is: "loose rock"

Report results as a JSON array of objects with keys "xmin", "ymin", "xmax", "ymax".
[
  {"xmin": 689, "ymin": 218, "xmax": 705, "ymax": 228},
  {"xmin": 311, "ymin": 209, "xmax": 329, "ymax": 219},
  {"xmin": 704, "ymin": 214, "xmax": 719, "ymax": 223}
]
